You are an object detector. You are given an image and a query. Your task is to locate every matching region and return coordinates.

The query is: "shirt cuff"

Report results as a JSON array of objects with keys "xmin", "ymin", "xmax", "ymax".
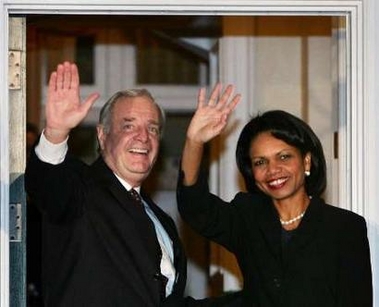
[{"xmin": 34, "ymin": 130, "xmax": 68, "ymax": 165}]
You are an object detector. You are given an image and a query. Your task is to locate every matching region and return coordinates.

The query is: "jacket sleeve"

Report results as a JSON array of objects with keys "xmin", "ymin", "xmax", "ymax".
[
  {"xmin": 25, "ymin": 147, "xmax": 87, "ymax": 223},
  {"xmin": 337, "ymin": 215, "xmax": 372, "ymax": 307},
  {"xmin": 176, "ymin": 169, "xmax": 241, "ymax": 253}
]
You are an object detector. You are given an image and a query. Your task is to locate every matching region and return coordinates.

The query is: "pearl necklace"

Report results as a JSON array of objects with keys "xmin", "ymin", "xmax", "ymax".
[{"xmin": 280, "ymin": 211, "xmax": 306, "ymax": 225}]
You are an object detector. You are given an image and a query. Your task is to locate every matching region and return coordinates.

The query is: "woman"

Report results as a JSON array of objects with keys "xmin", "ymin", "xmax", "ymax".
[{"xmin": 177, "ymin": 84, "xmax": 372, "ymax": 306}]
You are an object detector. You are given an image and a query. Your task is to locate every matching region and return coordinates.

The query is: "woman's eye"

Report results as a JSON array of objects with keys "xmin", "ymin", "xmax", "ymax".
[
  {"xmin": 253, "ymin": 159, "xmax": 266, "ymax": 167},
  {"xmin": 280, "ymin": 154, "xmax": 291, "ymax": 160}
]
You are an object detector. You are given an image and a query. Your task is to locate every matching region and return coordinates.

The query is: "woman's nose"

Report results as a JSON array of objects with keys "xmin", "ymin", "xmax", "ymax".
[{"xmin": 267, "ymin": 160, "xmax": 281, "ymax": 175}]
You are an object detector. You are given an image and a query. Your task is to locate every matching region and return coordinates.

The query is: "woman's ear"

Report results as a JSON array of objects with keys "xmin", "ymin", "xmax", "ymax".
[{"xmin": 304, "ymin": 152, "xmax": 312, "ymax": 174}]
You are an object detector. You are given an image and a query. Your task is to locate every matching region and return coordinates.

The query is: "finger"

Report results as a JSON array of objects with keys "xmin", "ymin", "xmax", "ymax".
[
  {"xmin": 56, "ymin": 63, "xmax": 64, "ymax": 90},
  {"xmin": 211, "ymin": 113, "xmax": 229, "ymax": 134},
  {"xmin": 208, "ymin": 83, "xmax": 222, "ymax": 106},
  {"xmin": 216, "ymin": 85, "xmax": 234, "ymax": 110},
  {"xmin": 70, "ymin": 63, "xmax": 80, "ymax": 90},
  {"xmin": 197, "ymin": 87, "xmax": 206, "ymax": 109},
  {"xmin": 80, "ymin": 92, "xmax": 100, "ymax": 114},
  {"xmin": 48, "ymin": 71, "xmax": 57, "ymax": 93},
  {"xmin": 225, "ymin": 94, "xmax": 242, "ymax": 114},
  {"xmin": 62, "ymin": 61, "xmax": 72, "ymax": 90}
]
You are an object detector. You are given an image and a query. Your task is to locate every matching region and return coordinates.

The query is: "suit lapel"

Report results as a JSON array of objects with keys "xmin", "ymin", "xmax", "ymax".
[
  {"xmin": 109, "ymin": 184, "xmax": 161, "ymax": 260},
  {"xmin": 90, "ymin": 158, "xmax": 161, "ymax": 305},
  {"xmin": 282, "ymin": 197, "xmax": 323, "ymax": 268},
  {"xmin": 257, "ymin": 198, "xmax": 283, "ymax": 261}
]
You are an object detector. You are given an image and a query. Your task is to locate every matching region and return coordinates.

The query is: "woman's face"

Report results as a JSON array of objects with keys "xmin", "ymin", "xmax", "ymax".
[{"xmin": 249, "ymin": 132, "xmax": 311, "ymax": 203}]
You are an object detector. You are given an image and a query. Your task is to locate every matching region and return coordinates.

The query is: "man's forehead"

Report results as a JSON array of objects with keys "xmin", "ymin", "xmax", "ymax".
[{"xmin": 113, "ymin": 97, "xmax": 160, "ymax": 120}]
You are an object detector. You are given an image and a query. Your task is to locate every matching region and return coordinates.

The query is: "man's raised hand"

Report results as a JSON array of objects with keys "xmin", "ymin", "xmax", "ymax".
[{"xmin": 44, "ymin": 61, "xmax": 99, "ymax": 143}]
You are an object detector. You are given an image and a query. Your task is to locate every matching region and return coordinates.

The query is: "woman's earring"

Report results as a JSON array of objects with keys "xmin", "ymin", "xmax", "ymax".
[{"xmin": 305, "ymin": 170, "xmax": 311, "ymax": 177}]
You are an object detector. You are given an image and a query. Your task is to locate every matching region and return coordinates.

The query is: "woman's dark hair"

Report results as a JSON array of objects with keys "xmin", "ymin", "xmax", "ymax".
[{"xmin": 236, "ymin": 110, "xmax": 326, "ymax": 197}]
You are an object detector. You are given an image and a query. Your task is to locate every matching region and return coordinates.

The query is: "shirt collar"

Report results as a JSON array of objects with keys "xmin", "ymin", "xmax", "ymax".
[{"xmin": 114, "ymin": 173, "xmax": 141, "ymax": 194}]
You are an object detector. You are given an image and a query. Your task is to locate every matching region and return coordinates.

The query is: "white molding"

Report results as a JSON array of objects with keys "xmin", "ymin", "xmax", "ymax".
[
  {"xmin": 2, "ymin": 0, "xmax": 363, "ymax": 15},
  {"xmin": 0, "ymin": 5, "xmax": 10, "ymax": 307},
  {"xmin": 362, "ymin": 0, "xmax": 379, "ymax": 304}
]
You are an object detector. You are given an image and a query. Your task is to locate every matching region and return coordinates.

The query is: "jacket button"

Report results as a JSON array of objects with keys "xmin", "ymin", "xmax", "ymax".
[
  {"xmin": 273, "ymin": 277, "xmax": 281, "ymax": 288},
  {"xmin": 153, "ymin": 273, "xmax": 160, "ymax": 281}
]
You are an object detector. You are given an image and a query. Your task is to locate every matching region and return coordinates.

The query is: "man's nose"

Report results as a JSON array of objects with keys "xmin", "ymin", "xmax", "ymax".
[{"xmin": 135, "ymin": 126, "xmax": 149, "ymax": 141}]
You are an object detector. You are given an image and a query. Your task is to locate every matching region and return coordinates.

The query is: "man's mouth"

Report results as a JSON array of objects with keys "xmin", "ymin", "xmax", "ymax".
[{"xmin": 129, "ymin": 148, "xmax": 148, "ymax": 155}]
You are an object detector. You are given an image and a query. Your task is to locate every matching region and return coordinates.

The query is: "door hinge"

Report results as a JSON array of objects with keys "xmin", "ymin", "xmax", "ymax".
[
  {"xmin": 8, "ymin": 50, "xmax": 21, "ymax": 90},
  {"xmin": 9, "ymin": 203, "xmax": 22, "ymax": 242}
]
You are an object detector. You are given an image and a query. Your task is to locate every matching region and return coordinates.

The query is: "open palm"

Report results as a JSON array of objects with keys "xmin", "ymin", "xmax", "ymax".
[
  {"xmin": 187, "ymin": 83, "xmax": 241, "ymax": 144},
  {"xmin": 45, "ymin": 61, "xmax": 99, "ymax": 140}
]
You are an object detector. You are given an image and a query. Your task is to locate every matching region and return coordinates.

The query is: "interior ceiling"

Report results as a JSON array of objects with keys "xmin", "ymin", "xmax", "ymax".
[{"xmin": 26, "ymin": 15, "xmax": 222, "ymax": 38}]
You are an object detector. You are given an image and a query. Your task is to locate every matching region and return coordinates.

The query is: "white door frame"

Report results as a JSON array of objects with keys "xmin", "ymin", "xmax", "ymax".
[{"xmin": 1, "ymin": 1, "xmax": 378, "ymax": 306}]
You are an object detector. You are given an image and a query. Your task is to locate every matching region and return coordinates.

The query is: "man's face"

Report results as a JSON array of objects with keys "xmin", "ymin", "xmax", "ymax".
[{"xmin": 97, "ymin": 96, "xmax": 161, "ymax": 187}]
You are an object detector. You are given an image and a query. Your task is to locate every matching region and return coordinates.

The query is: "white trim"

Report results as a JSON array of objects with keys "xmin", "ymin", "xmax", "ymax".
[
  {"xmin": 362, "ymin": 1, "xmax": 379, "ymax": 304},
  {"xmin": 2, "ymin": 0, "xmax": 363, "ymax": 15},
  {"xmin": 349, "ymin": 5, "xmax": 360, "ymax": 214},
  {"xmin": 333, "ymin": 16, "xmax": 350, "ymax": 211},
  {"xmin": 0, "ymin": 5, "xmax": 10, "ymax": 307},
  {"xmin": 1, "ymin": 1, "xmax": 373, "ymax": 306}
]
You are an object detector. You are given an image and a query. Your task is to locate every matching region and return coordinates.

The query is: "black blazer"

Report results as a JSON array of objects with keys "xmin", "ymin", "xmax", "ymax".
[
  {"xmin": 177, "ymin": 172, "xmax": 373, "ymax": 307},
  {"xmin": 25, "ymin": 150, "xmax": 192, "ymax": 307}
]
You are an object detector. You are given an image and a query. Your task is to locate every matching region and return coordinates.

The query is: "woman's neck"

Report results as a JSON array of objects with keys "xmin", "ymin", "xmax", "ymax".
[{"xmin": 274, "ymin": 192, "xmax": 311, "ymax": 230}]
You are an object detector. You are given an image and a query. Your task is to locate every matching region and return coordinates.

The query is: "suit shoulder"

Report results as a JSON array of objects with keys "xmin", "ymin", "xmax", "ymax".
[
  {"xmin": 232, "ymin": 192, "xmax": 269, "ymax": 209},
  {"xmin": 323, "ymin": 203, "xmax": 367, "ymax": 227}
]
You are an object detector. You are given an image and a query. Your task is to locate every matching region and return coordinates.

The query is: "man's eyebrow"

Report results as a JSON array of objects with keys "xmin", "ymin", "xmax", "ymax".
[
  {"xmin": 148, "ymin": 119, "xmax": 160, "ymax": 126},
  {"xmin": 121, "ymin": 117, "xmax": 134, "ymax": 122},
  {"xmin": 120, "ymin": 117, "xmax": 159, "ymax": 126}
]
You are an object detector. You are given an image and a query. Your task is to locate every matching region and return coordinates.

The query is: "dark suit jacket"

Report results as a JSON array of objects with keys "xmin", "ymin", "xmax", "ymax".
[
  {"xmin": 25, "ymin": 150, "xmax": 197, "ymax": 307},
  {"xmin": 177, "ymin": 172, "xmax": 373, "ymax": 307}
]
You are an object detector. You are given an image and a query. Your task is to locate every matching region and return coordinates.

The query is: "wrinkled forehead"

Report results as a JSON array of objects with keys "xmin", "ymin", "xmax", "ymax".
[{"xmin": 112, "ymin": 96, "xmax": 161, "ymax": 121}]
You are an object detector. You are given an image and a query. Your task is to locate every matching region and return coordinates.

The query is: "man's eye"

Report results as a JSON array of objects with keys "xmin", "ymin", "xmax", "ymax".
[
  {"xmin": 123, "ymin": 124, "xmax": 134, "ymax": 131},
  {"xmin": 148, "ymin": 126, "xmax": 160, "ymax": 136}
]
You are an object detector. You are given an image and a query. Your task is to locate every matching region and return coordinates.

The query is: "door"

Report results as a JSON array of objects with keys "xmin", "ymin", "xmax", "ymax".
[
  {"xmin": 8, "ymin": 17, "xmax": 27, "ymax": 307},
  {"xmin": 4, "ymin": 13, "xmax": 347, "ymax": 305}
]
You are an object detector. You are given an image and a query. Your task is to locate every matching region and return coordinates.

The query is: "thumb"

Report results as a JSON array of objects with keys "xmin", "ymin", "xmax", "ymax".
[{"xmin": 80, "ymin": 92, "xmax": 100, "ymax": 114}]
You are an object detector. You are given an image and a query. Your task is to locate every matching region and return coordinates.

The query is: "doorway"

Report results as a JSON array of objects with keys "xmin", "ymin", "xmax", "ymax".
[
  {"xmin": 24, "ymin": 14, "xmax": 345, "ymax": 302},
  {"xmin": 2, "ymin": 2, "xmax": 364, "ymax": 306}
]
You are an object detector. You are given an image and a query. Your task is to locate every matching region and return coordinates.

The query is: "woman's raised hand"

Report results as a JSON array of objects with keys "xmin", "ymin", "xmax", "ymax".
[
  {"xmin": 186, "ymin": 83, "xmax": 241, "ymax": 145},
  {"xmin": 181, "ymin": 83, "xmax": 241, "ymax": 185}
]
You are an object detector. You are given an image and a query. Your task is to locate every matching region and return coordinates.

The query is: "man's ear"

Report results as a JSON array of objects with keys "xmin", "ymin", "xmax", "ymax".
[{"xmin": 96, "ymin": 125, "xmax": 105, "ymax": 151}]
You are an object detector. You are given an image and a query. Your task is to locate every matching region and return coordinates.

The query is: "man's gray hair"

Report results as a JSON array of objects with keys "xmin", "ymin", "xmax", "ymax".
[{"xmin": 98, "ymin": 89, "xmax": 165, "ymax": 137}]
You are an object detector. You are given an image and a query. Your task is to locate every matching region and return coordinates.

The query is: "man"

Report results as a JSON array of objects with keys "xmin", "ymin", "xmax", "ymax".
[{"xmin": 25, "ymin": 61, "xmax": 240, "ymax": 307}]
